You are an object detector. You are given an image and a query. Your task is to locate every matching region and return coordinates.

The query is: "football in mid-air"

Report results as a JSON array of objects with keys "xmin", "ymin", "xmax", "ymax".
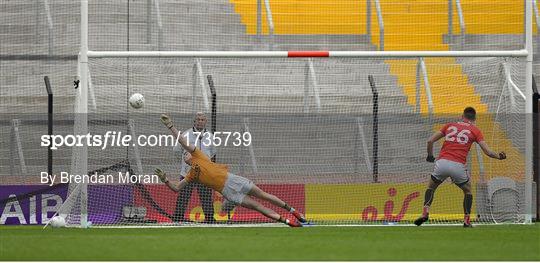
[
  {"xmin": 49, "ymin": 216, "xmax": 66, "ymax": 228},
  {"xmin": 129, "ymin": 93, "xmax": 145, "ymax": 109}
]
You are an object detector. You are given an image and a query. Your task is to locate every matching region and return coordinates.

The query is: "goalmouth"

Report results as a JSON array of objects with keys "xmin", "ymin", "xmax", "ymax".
[{"xmin": 54, "ymin": 0, "xmax": 535, "ymax": 228}]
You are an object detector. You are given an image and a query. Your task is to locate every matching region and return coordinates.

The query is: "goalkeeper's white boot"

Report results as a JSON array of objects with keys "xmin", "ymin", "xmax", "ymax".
[{"xmin": 284, "ymin": 218, "xmax": 302, "ymax": 227}]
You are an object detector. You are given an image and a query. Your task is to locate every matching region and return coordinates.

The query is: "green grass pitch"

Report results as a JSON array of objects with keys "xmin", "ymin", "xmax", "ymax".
[{"xmin": 0, "ymin": 224, "xmax": 538, "ymax": 261}]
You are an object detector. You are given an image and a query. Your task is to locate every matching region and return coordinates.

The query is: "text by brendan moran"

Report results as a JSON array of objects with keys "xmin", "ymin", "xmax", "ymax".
[{"xmin": 41, "ymin": 171, "xmax": 159, "ymax": 186}]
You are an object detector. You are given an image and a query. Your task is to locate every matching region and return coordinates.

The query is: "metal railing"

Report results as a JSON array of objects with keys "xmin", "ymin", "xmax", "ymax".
[
  {"xmin": 374, "ymin": 0, "xmax": 384, "ymax": 51},
  {"xmin": 147, "ymin": 0, "xmax": 163, "ymax": 50},
  {"xmin": 77, "ymin": 61, "xmax": 97, "ymax": 111},
  {"xmin": 87, "ymin": 69, "xmax": 97, "ymax": 111},
  {"xmin": 128, "ymin": 119, "xmax": 144, "ymax": 175},
  {"xmin": 490, "ymin": 61, "xmax": 527, "ymax": 174},
  {"xmin": 533, "ymin": 0, "xmax": 540, "ymax": 57},
  {"xmin": 475, "ymin": 144, "xmax": 485, "ymax": 183},
  {"xmin": 455, "ymin": 0, "xmax": 466, "ymax": 48},
  {"xmin": 10, "ymin": 119, "xmax": 27, "ymax": 175},
  {"xmin": 37, "ymin": 0, "xmax": 54, "ymax": 55},
  {"xmin": 192, "ymin": 58, "xmax": 210, "ymax": 113},
  {"xmin": 448, "ymin": 0, "xmax": 466, "ymax": 49},
  {"xmin": 244, "ymin": 118, "xmax": 259, "ymax": 174},
  {"xmin": 533, "ymin": 0, "xmax": 539, "ymax": 31},
  {"xmin": 500, "ymin": 62, "xmax": 527, "ymax": 112},
  {"xmin": 492, "ymin": 62, "xmax": 527, "ymax": 147},
  {"xmin": 304, "ymin": 58, "xmax": 321, "ymax": 113},
  {"xmin": 368, "ymin": 75, "xmax": 379, "ymax": 182},
  {"xmin": 415, "ymin": 58, "xmax": 434, "ymax": 116},
  {"xmin": 367, "ymin": 0, "xmax": 385, "ymax": 51},
  {"xmin": 257, "ymin": 0, "xmax": 275, "ymax": 50},
  {"xmin": 355, "ymin": 117, "xmax": 372, "ymax": 175},
  {"xmin": 44, "ymin": 76, "xmax": 53, "ymax": 176}
]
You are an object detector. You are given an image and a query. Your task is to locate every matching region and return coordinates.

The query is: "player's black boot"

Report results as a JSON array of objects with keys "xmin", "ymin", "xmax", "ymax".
[
  {"xmin": 463, "ymin": 222, "xmax": 473, "ymax": 228},
  {"xmin": 414, "ymin": 215, "xmax": 429, "ymax": 226}
]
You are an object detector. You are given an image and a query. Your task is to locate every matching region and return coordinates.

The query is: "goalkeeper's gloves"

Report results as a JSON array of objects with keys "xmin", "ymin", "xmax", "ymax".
[
  {"xmin": 498, "ymin": 152, "xmax": 507, "ymax": 160},
  {"xmin": 426, "ymin": 155, "xmax": 435, "ymax": 163},
  {"xmin": 155, "ymin": 168, "xmax": 169, "ymax": 183},
  {"xmin": 160, "ymin": 114, "xmax": 174, "ymax": 129}
]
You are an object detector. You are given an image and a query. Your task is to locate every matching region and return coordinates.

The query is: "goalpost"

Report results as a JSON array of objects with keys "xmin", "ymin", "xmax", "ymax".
[{"xmin": 59, "ymin": 0, "xmax": 534, "ymax": 227}]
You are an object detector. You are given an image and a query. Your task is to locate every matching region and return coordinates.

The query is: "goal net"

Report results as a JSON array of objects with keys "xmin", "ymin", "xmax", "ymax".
[{"xmin": 55, "ymin": 56, "xmax": 532, "ymax": 227}]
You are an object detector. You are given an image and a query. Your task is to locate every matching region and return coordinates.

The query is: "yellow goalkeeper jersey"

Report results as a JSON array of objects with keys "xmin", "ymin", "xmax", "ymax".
[{"xmin": 185, "ymin": 148, "xmax": 229, "ymax": 192}]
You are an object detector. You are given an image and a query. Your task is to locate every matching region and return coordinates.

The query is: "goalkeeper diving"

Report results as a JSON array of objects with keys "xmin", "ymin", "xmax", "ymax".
[{"xmin": 155, "ymin": 114, "xmax": 307, "ymax": 227}]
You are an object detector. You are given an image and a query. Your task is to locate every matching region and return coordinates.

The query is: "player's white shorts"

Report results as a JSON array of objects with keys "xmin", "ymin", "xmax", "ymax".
[
  {"xmin": 431, "ymin": 159, "xmax": 470, "ymax": 185},
  {"xmin": 221, "ymin": 173, "xmax": 254, "ymax": 205}
]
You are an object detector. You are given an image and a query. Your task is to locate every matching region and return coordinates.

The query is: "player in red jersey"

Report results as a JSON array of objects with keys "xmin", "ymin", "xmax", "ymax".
[{"xmin": 414, "ymin": 107, "xmax": 506, "ymax": 227}]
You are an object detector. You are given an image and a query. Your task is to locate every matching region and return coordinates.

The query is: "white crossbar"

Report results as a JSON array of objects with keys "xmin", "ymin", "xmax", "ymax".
[{"xmin": 87, "ymin": 50, "xmax": 529, "ymax": 58}]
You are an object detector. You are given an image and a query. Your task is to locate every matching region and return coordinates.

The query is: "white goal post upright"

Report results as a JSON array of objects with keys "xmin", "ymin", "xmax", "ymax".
[
  {"xmin": 74, "ymin": 0, "xmax": 534, "ymax": 227},
  {"xmin": 524, "ymin": 0, "xmax": 533, "ymax": 224},
  {"xmin": 77, "ymin": 0, "xmax": 89, "ymax": 227}
]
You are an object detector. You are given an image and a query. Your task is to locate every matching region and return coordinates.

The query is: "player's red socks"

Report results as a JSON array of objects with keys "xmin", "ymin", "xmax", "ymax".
[
  {"xmin": 291, "ymin": 210, "xmax": 307, "ymax": 223},
  {"xmin": 464, "ymin": 214, "xmax": 471, "ymax": 225},
  {"xmin": 422, "ymin": 206, "xmax": 430, "ymax": 218},
  {"xmin": 284, "ymin": 204, "xmax": 307, "ymax": 223}
]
